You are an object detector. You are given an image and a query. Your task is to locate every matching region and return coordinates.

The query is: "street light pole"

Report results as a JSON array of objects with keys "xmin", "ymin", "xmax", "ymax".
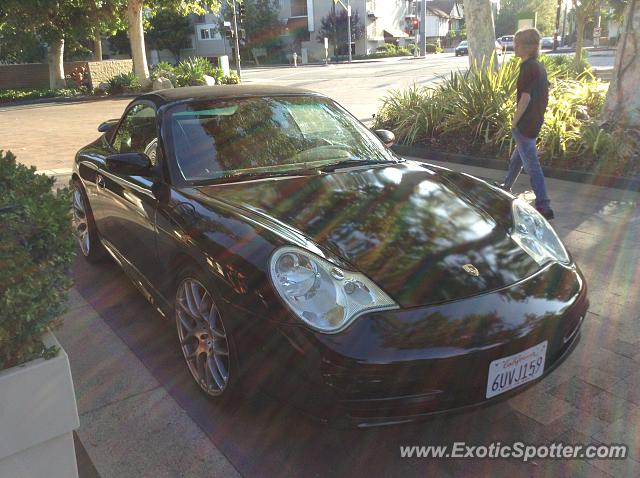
[
  {"xmin": 553, "ymin": 0, "xmax": 562, "ymax": 51},
  {"xmin": 334, "ymin": 0, "xmax": 352, "ymax": 62},
  {"xmin": 421, "ymin": 0, "xmax": 427, "ymax": 58},
  {"xmin": 561, "ymin": 0, "xmax": 569, "ymax": 46},
  {"xmin": 232, "ymin": 0, "xmax": 242, "ymax": 80},
  {"xmin": 347, "ymin": 1, "xmax": 352, "ymax": 63}
]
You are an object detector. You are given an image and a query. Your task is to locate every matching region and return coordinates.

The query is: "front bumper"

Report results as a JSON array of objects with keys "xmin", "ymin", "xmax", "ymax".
[{"xmin": 260, "ymin": 262, "xmax": 588, "ymax": 427}]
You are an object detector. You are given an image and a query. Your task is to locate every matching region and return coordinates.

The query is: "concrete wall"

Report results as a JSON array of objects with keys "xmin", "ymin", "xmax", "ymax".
[
  {"xmin": 0, "ymin": 59, "xmax": 133, "ymax": 90},
  {"xmin": 86, "ymin": 60, "xmax": 133, "ymax": 87},
  {"xmin": 0, "ymin": 61, "xmax": 86, "ymax": 90}
]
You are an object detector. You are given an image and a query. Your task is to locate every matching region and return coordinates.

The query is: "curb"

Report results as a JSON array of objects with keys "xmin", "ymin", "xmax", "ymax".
[
  {"xmin": 0, "ymin": 93, "xmax": 137, "ymax": 109},
  {"xmin": 392, "ymin": 144, "xmax": 640, "ymax": 192}
]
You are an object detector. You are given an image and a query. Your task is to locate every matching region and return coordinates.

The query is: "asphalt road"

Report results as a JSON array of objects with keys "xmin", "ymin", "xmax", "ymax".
[{"xmin": 242, "ymin": 53, "xmax": 472, "ymax": 122}]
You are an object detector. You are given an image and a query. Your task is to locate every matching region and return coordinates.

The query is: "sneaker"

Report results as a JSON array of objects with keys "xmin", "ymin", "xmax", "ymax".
[
  {"xmin": 536, "ymin": 207, "xmax": 555, "ymax": 220},
  {"xmin": 493, "ymin": 181, "xmax": 512, "ymax": 193}
]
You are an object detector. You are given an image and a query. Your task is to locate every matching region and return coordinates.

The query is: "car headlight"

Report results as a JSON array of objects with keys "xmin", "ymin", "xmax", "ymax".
[
  {"xmin": 511, "ymin": 198, "xmax": 570, "ymax": 266},
  {"xmin": 269, "ymin": 246, "xmax": 399, "ymax": 333}
]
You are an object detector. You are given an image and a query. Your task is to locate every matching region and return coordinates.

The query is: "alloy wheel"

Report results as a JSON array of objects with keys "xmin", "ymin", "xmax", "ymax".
[
  {"xmin": 176, "ymin": 278, "xmax": 230, "ymax": 396},
  {"xmin": 72, "ymin": 187, "xmax": 91, "ymax": 256}
]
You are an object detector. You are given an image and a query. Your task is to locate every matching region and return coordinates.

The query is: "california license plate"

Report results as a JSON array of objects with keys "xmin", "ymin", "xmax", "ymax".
[{"xmin": 486, "ymin": 341, "xmax": 547, "ymax": 398}]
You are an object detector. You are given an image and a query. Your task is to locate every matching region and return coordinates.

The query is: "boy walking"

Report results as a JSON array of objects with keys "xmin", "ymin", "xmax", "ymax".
[{"xmin": 498, "ymin": 28, "xmax": 554, "ymax": 220}]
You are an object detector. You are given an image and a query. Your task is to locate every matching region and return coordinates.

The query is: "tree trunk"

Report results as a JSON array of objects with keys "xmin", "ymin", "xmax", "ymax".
[
  {"xmin": 462, "ymin": 0, "xmax": 498, "ymax": 71},
  {"xmin": 93, "ymin": 30, "xmax": 103, "ymax": 61},
  {"xmin": 601, "ymin": 0, "xmax": 640, "ymax": 127},
  {"xmin": 127, "ymin": 0, "xmax": 149, "ymax": 80},
  {"xmin": 48, "ymin": 38, "xmax": 66, "ymax": 89},
  {"xmin": 574, "ymin": 8, "xmax": 586, "ymax": 69}
]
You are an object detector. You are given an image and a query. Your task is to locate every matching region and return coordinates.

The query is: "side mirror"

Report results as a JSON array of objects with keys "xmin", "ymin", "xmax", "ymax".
[
  {"xmin": 106, "ymin": 152, "xmax": 152, "ymax": 176},
  {"xmin": 98, "ymin": 119, "xmax": 119, "ymax": 133},
  {"xmin": 374, "ymin": 129, "xmax": 396, "ymax": 147}
]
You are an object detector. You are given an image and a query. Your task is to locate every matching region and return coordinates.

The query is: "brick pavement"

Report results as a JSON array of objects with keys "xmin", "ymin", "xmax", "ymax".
[{"xmin": 50, "ymin": 160, "xmax": 640, "ymax": 477}]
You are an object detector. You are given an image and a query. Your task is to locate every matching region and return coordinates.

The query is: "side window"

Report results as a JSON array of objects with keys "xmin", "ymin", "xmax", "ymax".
[{"xmin": 111, "ymin": 104, "xmax": 158, "ymax": 166}]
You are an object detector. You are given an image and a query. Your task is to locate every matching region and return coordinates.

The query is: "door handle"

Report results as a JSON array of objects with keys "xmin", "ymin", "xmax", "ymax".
[{"xmin": 96, "ymin": 174, "xmax": 106, "ymax": 190}]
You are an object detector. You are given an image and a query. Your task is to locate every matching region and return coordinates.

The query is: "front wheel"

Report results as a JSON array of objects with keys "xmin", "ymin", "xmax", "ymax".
[
  {"xmin": 175, "ymin": 272, "xmax": 238, "ymax": 398},
  {"xmin": 72, "ymin": 179, "xmax": 106, "ymax": 263}
]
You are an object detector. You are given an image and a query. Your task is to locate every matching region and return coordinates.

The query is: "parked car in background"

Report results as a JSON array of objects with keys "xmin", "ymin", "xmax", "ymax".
[
  {"xmin": 541, "ymin": 37, "xmax": 554, "ymax": 49},
  {"xmin": 498, "ymin": 35, "xmax": 514, "ymax": 51},
  {"xmin": 455, "ymin": 40, "xmax": 503, "ymax": 58},
  {"xmin": 455, "ymin": 40, "xmax": 468, "ymax": 56}
]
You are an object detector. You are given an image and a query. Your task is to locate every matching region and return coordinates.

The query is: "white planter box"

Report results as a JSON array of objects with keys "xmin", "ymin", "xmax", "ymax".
[{"xmin": 0, "ymin": 331, "xmax": 80, "ymax": 478}]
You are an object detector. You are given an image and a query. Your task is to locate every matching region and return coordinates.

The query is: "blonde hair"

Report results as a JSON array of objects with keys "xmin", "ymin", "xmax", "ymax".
[{"xmin": 515, "ymin": 28, "xmax": 541, "ymax": 57}]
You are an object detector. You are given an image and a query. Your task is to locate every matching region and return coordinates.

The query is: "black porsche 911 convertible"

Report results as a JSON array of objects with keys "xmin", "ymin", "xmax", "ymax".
[{"xmin": 72, "ymin": 85, "xmax": 587, "ymax": 426}]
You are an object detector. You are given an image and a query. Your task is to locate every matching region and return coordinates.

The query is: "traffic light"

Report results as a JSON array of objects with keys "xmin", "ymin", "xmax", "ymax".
[
  {"xmin": 411, "ymin": 18, "xmax": 419, "ymax": 31},
  {"xmin": 238, "ymin": 3, "xmax": 246, "ymax": 23}
]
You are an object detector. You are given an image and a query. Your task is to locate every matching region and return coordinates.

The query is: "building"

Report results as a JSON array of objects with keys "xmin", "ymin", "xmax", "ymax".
[
  {"xmin": 277, "ymin": 0, "xmax": 464, "ymax": 61},
  {"xmin": 144, "ymin": 0, "xmax": 465, "ymax": 66},
  {"xmin": 277, "ymin": 0, "xmax": 411, "ymax": 60},
  {"xmin": 409, "ymin": 1, "xmax": 464, "ymax": 42}
]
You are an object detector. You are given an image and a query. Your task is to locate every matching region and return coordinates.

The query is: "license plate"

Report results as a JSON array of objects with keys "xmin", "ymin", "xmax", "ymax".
[{"xmin": 486, "ymin": 341, "xmax": 547, "ymax": 399}]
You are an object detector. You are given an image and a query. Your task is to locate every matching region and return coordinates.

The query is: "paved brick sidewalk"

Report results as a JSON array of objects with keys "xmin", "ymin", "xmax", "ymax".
[
  {"xmin": 57, "ymin": 288, "xmax": 241, "ymax": 478},
  {"xmin": 50, "ymin": 159, "xmax": 640, "ymax": 477},
  {"xmin": 0, "ymin": 98, "xmax": 131, "ymax": 170}
]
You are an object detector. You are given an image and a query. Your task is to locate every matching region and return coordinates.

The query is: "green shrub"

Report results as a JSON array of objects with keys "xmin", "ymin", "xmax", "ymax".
[
  {"xmin": 396, "ymin": 47, "xmax": 412, "ymax": 56},
  {"xmin": 376, "ymin": 43, "xmax": 397, "ymax": 54},
  {"xmin": 106, "ymin": 71, "xmax": 141, "ymax": 95},
  {"xmin": 0, "ymin": 151, "xmax": 74, "ymax": 370},
  {"xmin": 0, "ymin": 88, "xmax": 83, "ymax": 104},
  {"xmin": 540, "ymin": 52, "xmax": 591, "ymax": 80},
  {"xmin": 374, "ymin": 55, "xmax": 623, "ymax": 173},
  {"xmin": 150, "ymin": 61, "xmax": 177, "ymax": 86},
  {"xmin": 220, "ymin": 72, "xmax": 241, "ymax": 84},
  {"xmin": 425, "ymin": 43, "xmax": 442, "ymax": 54},
  {"xmin": 152, "ymin": 61, "xmax": 176, "ymax": 75},
  {"xmin": 175, "ymin": 57, "xmax": 217, "ymax": 86}
]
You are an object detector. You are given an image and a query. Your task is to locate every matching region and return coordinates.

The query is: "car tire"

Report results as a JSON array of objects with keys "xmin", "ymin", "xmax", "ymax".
[
  {"xmin": 174, "ymin": 267, "xmax": 240, "ymax": 400},
  {"xmin": 72, "ymin": 178, "xmax": 106, "ymax": 263}
]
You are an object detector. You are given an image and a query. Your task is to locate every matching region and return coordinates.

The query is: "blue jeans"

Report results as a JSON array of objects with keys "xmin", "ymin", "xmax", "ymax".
[{"xmin": 502, "ymin": 127, "xmax": 551, "ymax": 210}]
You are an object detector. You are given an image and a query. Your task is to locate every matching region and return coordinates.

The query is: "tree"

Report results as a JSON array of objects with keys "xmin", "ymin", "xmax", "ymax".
[
  {"xmin": 462, "ymin": 0, "xmax": 498, "ymax": 69},
  {"xmin": 601, "ymin": 0, "xmax": 639, "ymax": 127},
  {"xmin": 125, "ymin": 0, "xmax": 223, "ymax": 81},
  {"xmin": 147, "ymin": 10, "xmax": 192, "ymax": 62},
  {"xmin": 316, "ymin": 9, "xmax": 365, "ymax": 55},
  {"xmin": 572, "ymin": 0, "xmax": 599, "ymax": 68},
  {"xmin": 242, "ymin": 0, "xmax": 283, "ymax": 52},
  {"xmin": 0, "ymin": 23, "xmax": 46, "ymax": 64},
  {"xmin": 85, "ymin": 0, "xmax": 127, "ymax": 61},
  {"xmin": 1, "ymin": 0, "xmax": 92, "ymax": 88},
  {"xmin": 495, "ymin": 0, "xmax": 556, "ymax": 36},
  {"xmin": 217, "ymin": 0, "xmax": 284, "ymax": 57}
]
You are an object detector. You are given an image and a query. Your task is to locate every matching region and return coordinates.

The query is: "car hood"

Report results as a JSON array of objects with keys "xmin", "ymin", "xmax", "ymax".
[{"xmin": 194, "ymin": 161, "xmax": 539, "ymax": 308}]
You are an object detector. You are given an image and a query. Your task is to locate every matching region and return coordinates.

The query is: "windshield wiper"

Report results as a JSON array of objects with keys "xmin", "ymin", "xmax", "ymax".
[
  {"xmin": 191, "ymin": 169, "xmax": 319, "ymax": 186},
  {"xmin": 319, "ymin": 158, "xmax": 400, "ymax": 172}
]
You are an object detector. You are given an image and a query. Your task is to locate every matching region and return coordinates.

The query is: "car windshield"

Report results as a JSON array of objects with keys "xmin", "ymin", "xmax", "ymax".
[
  {"xmin": 165, "ymin": 95, "xmax": 396, "ymax": 184},
  {"xmin": 459, "ymin": 41, "xmax": 468, "ymax": 46}
]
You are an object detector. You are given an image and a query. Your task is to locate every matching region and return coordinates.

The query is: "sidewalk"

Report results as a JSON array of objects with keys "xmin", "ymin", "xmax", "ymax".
[
  {"xmin": 52, "ymin": 159, "xmax": 640, "ymax": 477},
  {"xmin": 57, "ymin": 288, "xmax": 241, "ymax": 478}
]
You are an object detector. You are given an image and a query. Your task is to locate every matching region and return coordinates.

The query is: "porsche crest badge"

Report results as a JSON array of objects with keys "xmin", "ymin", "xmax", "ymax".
[{"xmin": 462, "ymin": 264, "xmax": 480, "ymax": 277}]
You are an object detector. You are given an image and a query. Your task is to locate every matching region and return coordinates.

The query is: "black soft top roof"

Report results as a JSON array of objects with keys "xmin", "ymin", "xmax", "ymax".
[{"xmin": 139, "ymin": 85, "xmax": 325, "ymax": 107}]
